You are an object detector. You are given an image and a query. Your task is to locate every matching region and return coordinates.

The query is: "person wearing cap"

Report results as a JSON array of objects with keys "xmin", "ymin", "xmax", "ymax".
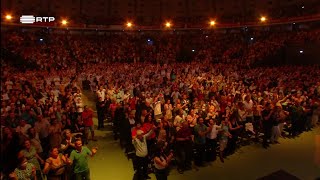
[{"xmin": 132, "ymin": 125, "xmax": 156, "ymax": 180}]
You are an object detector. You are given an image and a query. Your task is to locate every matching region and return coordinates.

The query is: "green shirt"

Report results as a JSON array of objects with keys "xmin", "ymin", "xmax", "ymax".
[
  {"xmin": 194, "ymin": 124, "xmax": 208, "ymax": 144},
  {"xmin": 70, "ymin": 146, "xmax": 92, "ymax": 173}
]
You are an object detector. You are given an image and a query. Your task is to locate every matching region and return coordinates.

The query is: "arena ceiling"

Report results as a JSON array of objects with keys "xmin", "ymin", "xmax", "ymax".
[{"xmin": 1, "ymin": 0, "xmax": 319, "ymax": 25}]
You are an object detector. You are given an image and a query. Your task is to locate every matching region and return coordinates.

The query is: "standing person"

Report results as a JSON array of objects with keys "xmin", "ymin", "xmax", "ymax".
[
  {"xmin": 142, "ymin": 114, "xmax": 157, "ymax": 154},
  {"xmin": 132, "ymin": 126, "xmax": 156, "ymax": 180},
  {"xmin": 175, "ymin": 121, "xmax": 193, "ymax": 174},
  {"xmin": 96, "ymin": 86, "xmax": 106, "ymax": 102},
  {"xmin": 194, "ymin": 117, "xmax": 208, "ymax": 166},
  {"xmin": 69, "ymin": 139, "xmax": 98, "ymax": 180},
  {"xmin": 153, "ymin": 142, "xmax": 174, "ymax": 180},
  {"xmin": 60, "ymin": 129, "xmax": 76, "ymax": 156},
  {"xmin": 153, "ymin": 94, "xmax": 163, "ymax": 120},
  {"xmin": 10, "ymin": 157, "xmax": 36, "ymax": 180},
  {"xmin": 243, "ymin": 95, "xmax": 254, "ymax": 123},
  {"xmin": 219, "ymin": 117, "xmax": 232, "ymax": 163},
  {"xmin": 82, "ymin": 106, "xmax": 96, "ymax": 142},
  {"xmin": 164, "ymin": 99, "xmax": 173, "ymax": 122},
  {"xmin": 206, "ymin": 119, "xmax": 220, "ymax": 162},
  {"xmin": 49, "ymin": 119, "xmax": 62, "ymax": 150},
  {"xmin": 261, "ymin": 102, "xmax": 273, "ymax": 148},
  {"xmin": 270, "ymin": 103, "xmax": 282, "ymax": 144},
  {"xmin": 34, "ymin": 115, "xmax": 50, "ymax": 154},
  {"xmin": 21, "ymin": 139, "xmax": 45, "ymax": 180},
  {"xmin": 96, "ymin": 97, "xmax": 105, "ymax": 130},
  {"xmin": 27, "ymin": 128, "xmax": 43, "ymax": 157},
  {"xmin": 227, "ymin": 113, "xmax": 242, "ymax": 155},
  {"xmin": 43, "ymin": 147, "xmax": 71, "ymax": 180}
]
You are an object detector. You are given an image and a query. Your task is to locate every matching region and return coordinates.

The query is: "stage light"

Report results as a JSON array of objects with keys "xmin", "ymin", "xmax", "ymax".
[
  {"xmin": 5, "ymin": 14, "xmax": 12, "ymax": 20},
  {"xmin": 299, "ymin": 50, "xmax": 304, "ymax": 54},
  {"xmin": 210, "ymin": 20, "xmax": 216, "ymax": 26},
  {"xmin": 61, "ymin": 19, "xmax": 68, "ymax": 25},
  {"xmin": 260, "ymin": 16, "xmax": 267, "ymax": 22},
  {"xmin": 126, "ymin": 22, "xmax": 132, "ymax": 27},
  {"xmin": 165, "ymin": 22, "xmax": 171, "ymax": 28}
]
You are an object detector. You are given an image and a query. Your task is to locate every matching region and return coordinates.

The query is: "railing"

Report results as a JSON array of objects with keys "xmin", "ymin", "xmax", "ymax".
[{"xmin": 1, "ymin": 14, "xmax": 320, "ymax": 31}]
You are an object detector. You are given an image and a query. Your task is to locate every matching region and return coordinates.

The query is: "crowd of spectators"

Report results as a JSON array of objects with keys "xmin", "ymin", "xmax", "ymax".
[
  {"xmin": 1, "ymin": 29, "xmax": 320, "ymax": 180},
  {"xmin": 3, "ymin": 30, "xmax": 320, "ymax": 70}
]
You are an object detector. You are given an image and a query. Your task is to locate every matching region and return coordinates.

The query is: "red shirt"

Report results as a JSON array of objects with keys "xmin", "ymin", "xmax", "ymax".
[
  {"xmin": 176, "ymin": 126, "xmax": 192, "ymax": 139},
  {"xmin": 82, "ymin": 110, "xmax": 93, "ymax": 127},
  {"xmin": 109, "ymin": 103, "xmax": 117, "ymax": 118},
  {"xmin": 131, "ymin": 127, "xmax": 145, "ymax": 138},
  {"xmin": 142, "ymin": 122, "xmax": 156, "ymax": 139},
  {"xmin": 129, "ymin": 98, "xmax": 136, "ymax": 110}
]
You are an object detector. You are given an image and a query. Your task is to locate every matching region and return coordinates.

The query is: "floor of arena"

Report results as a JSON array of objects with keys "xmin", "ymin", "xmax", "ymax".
[{"xmin": 81, "ymin": 91, "xmax": 320, "ymax": 180}]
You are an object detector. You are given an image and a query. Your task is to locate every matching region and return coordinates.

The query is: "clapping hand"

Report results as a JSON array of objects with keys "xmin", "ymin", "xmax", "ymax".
[
  {"xmin": 32, "ymin": 166, "xmax": 36, "ymax": 176},
  {"xmin": 9, "ymin": 172, "xmax": 17, "ymax": 179},
  {"xmin": 92, "ymin": 147, "xmax": 98, "ymax": 154},
  {"xmin": 64, "ymin": 154, "xmax": 72, "ymax": 164}
]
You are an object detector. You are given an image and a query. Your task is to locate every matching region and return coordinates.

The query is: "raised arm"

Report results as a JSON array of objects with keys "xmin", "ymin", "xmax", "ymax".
[{"xmin": 43, "ymin": 160, "xmax": 50, "ymax": 174}]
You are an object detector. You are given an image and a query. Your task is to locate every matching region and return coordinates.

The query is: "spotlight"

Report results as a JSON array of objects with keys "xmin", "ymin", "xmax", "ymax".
[
  {"xmin": 61, "ymin": 19, "xmax": 68, "ymax": 25},
  {"xmin": 299, "ymin": 50, "xmax": 304, "ymax": 54},
  {"xmin": 5, "ymin": 14, "xmax": 12, "ymax": 20},
  {"xmin": 260, "ymin": 16, "xmax": 267, "ymax": 22},
  {"xmin": 210, "ymin": 20, "xmax": 216, "ymax": 26},
  {"xmin": 126, "ymin": 22, "xmax": 132, "ymax": 27},
  {"xmin": 165, "ymin": 22, "xmax": 171, "ymax": 28}
]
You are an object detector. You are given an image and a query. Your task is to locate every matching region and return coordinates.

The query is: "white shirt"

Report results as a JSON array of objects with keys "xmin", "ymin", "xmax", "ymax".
[
  {"xmin": 173, "ymin": 115, "xmax": 184, "ymax": 127},
  {"xmin": 154, "ymin": 101, "xmax": 162, "ymax": 116},
  {"xmin": 16, "ymin": 124, "xmax": 32, "ymax": 136},
  {"xmin": 132, "ymin": 130, "xmax": 153, "ymax": 157},
  {"xmin": 76, "ymin": 102, "xmax": 84, "ymax": 113},
  {"xmin": 243, "ymin": 100, "xmax": 253, "ymax": 117},
  {"xmin": 207, "ymin": 125, "xmax": 221, "ymax": 139},
  {"xmin": 97, "ymin": 89, "xmax": 106, "ymax": 101}
]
